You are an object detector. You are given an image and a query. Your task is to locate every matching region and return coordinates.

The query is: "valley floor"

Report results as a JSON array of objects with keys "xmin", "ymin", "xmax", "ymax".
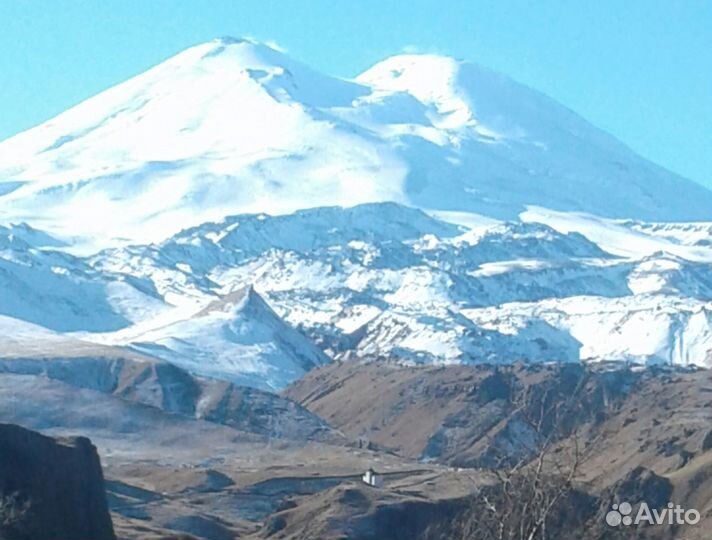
[{"xmin": 2, "ymin": 357, "xmax": 711, "ymax": 539}]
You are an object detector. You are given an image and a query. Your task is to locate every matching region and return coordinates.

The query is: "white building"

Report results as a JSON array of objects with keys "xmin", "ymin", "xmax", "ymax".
[{"xmin": 362, "ymin": 468, "xmax": 384, "ymax": 488}]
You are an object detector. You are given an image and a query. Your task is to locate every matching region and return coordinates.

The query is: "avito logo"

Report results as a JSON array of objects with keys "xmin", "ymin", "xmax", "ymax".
[{"xmin": 606, "ymin": 501, "xmax": 700, "ymax": 527}]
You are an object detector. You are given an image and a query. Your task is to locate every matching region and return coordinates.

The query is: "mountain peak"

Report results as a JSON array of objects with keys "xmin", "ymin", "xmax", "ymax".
[
  {"xmin": 359, "ymin": 52, "xmax": 463, "ymax": 81},
  {"xmin": 358, "ymin": 53, "xmax": 474, "ymax": 128},
  {"xmin": 131, "ymin": 284, "xmax": 329, "ymax": 390},
  {"xmin": 214, "ymin": 35, "xmax": 257, "ymax": 45},
  {"xmin": 167, "ymin": 36, "xmax": 292, "ymax": 71},
  {"xmin": 1, "ymin": 41, "xmax": 711, "ymax": 251}
]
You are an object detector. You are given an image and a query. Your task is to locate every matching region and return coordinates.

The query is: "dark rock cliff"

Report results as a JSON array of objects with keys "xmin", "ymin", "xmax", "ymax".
[{"xmin": 0, "ymin": 423, "xmax": 115, "ymax": 540}]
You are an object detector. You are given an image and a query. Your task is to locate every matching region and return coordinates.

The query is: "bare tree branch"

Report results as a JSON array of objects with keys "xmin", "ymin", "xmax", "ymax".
[{"xmin": 437, "ymin": 367, "xmax": 598, "ymax": 540}]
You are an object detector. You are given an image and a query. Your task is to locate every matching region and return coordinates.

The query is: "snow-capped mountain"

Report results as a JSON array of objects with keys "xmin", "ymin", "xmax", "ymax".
[
  {"xmin": 1, "ymin": 38, "xmax": 711, "ymax": 390},
  {"xmin": 2, "ymin": 200, "xmax": 711, "ymax": 388},
  {"xmin": 1, "ymin": 37, "xmax": 710, "ymax": 251},
  {"xmin": 102, "ymin": 203, "xmax": 711, "ymax": 370},
  {"xmin": 4, "ymin": 201, "xmax": 707, "ymax": 388}
]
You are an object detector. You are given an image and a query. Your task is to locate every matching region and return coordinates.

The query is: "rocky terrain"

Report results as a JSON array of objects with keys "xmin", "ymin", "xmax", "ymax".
[
  {"xmin": 272, "ymin": 361, "xmax": 712, "ymax": 539},
  {"xmin": 2, "ymin": 359, "xmax": 710, "ymax": 539},
  {"xmin": 0, "ymin": 423, "xmax": 115, "ymax": 540},
  {"xmin": 286, "ymin": 361, "xmax": 712, "ymax": 479}
]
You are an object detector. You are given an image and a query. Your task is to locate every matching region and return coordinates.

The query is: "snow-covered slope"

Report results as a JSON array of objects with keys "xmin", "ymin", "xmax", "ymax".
[
  {"xmin": 0, "ymin": 202, "xmax": 710, "ymax": 387},
  {"xmin": 355, "ymin": 54, "xmax": 712, "ymax": 221},
  {"xmin": 52, "ymin": 203, "xmax": 710, "ymax": 374},
  {"xmin": 0, "ymin": 220, "xmax": 330, "ymax": 389},
  {"xmin": 1, "ymin": 38, "xmax": 710, "ymax": 250},
  {"xmin": 0, "ymin": 226, "xmax": 165, "ymax": 331},
  {"xmin": 463, "ymin": 295, "xmax": 712, "ymax": 367},
  {"xmin": 129, "ymin": 286, "xmax": 329, "ymax": 390}
]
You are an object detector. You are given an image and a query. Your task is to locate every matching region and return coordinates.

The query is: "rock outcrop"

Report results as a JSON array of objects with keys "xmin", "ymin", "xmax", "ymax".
[{"xmin": 0, "ymin": 423, "xmax": 115, "ymax": 540}]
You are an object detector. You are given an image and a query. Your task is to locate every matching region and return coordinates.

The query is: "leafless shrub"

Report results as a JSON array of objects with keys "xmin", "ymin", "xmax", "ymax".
[
  {"xmin": 429, "ymin": 368, "xmax": 600, "ymax": 540},
  {"xmin": 0, "ymin": 492, "xmax": 31, "ymax": 540}
]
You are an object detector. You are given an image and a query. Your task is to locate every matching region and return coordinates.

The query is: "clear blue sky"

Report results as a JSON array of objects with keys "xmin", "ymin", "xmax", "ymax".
[{"xmin": 1, "ymin": 0, "xmax": 710, "ymax": 188}]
